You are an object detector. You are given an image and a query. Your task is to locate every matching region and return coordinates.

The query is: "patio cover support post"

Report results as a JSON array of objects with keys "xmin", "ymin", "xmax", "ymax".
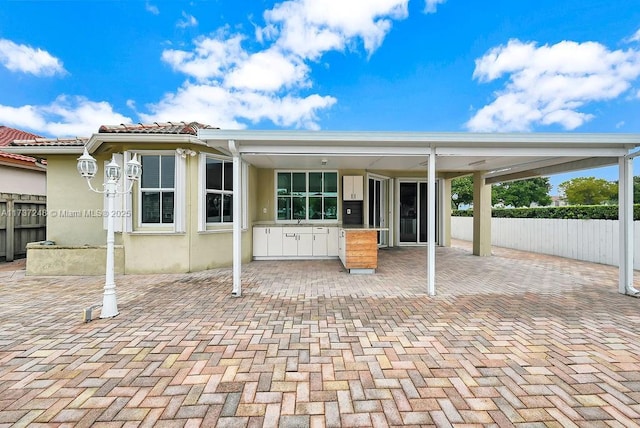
[
  {"xmin": 428, "ymin": 147, "xmax": 436, "ymax": 296},
  {"xmin": 230, "ymin": 140, "xmax": 242, "ymax": 297},
  {"xmin": 441, "ymin": 178, "xmax": 452, "ymax": 247},
  {"xmin": 472, "ymin": 171, "xmax": 491, "ymax": 256},
  {"xmin": 618, "ymin": 156, "xmax": 638, "ymax": 295}
]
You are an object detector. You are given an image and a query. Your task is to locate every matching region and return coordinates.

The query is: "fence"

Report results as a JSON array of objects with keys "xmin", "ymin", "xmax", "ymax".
[
  {"xmin": 0, "ymin": 193, "xmax": 47, "ymax": 261},
  {"xmin": 451, "ymin": 216, "xmax": 640, "ymax": 269}
]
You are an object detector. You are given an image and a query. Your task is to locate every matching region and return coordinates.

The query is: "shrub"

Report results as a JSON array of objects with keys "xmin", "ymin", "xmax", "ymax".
[{"xmin": 452, "ymin": 205, "xmax": 640, "ymax": 221}]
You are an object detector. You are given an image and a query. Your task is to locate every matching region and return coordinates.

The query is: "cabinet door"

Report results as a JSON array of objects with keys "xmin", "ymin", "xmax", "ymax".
[
  {"xmin": 282, "ymin": 232, "xmax": 298, "ymax": 256},
  {"xmin": 338, "ymin": 229, "xmax": 346, "ymax": 264},
  {"xmin": 327, "ymin": 227, "xmax": 339, "ymax": 256},
  {"xmin": 253, "ymin": 227, "xmax": 269, "ymax": 257},
  {"xmin": 298, "ymin": 233, "xmax": 313, "ymax": 257},
  {"xmin": 312, "ymin": 232, "xmax": 328, "ymax": 256},
  {"xmin": 343, "ymin": 176, "xmax": 364, "ymax": 201},
  {"xmin": 267, "ymin": 227, "xmax": 283, "ymax": 256},
  {"xmin": 343, "ymin": 176, "xmax": 354, "ymax": 200},
  {"xmin": 352, "ymin": 176, "xmax": 364, "ymax": 200}
]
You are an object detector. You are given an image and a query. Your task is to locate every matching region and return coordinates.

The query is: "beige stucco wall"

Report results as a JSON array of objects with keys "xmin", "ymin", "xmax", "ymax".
[
  {"xmin": 45, "ymin": 155, "xmax": 112, "ymax": 246},
  {"xmin": 123, "ymin": 160, "xmax": 256, "ymax": 274},
  {"xmin": 29, "ymin": 149, "xmax": 257, "ymax": 275},
  {"xmin": 26, "ymin": 244, "xmax": 124, "ymax": 275},
  {"xmin": 255, "ymin": 168, "xmax": 275, "ymax": 222},
  {"xmin": 0, "ymin": 166, "xmax": 46, "ymax": 196},
  {"xmin": 34, "ymin": 153, "xmax": 447, "ymax": 275}
]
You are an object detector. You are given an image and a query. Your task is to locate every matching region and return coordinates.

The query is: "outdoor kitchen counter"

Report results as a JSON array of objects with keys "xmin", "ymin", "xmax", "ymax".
[{"xmin": 339, "ymin": 226, "xmax": 388, "ymax": 274}]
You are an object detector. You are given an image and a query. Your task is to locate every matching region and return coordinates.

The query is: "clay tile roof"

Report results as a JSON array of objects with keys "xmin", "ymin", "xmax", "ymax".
[
  {"xmin": 0, "ymin": 126, "xmax": 42, "ymax": 146},
  {"xmin": 9, "ymin": 137, "xmax": 88, "ymax": 147},
  {"xmin": 98, "ymin": 121, "xmax": 217, "ymax": 135},
  {"xmin": 0, "ymin": 151, "xmax": 43, "ymax": 164},
  {"xmin": 0, "ymin": 126, "xmax": 48, "ymax": 166}
]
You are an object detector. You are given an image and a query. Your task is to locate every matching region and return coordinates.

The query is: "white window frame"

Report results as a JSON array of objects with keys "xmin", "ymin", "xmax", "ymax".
[
  {"xmin": 198, "ymin": 153, "xmax": 248, "ymax": 232},
  {"xmin": 134, "ymin": 150, "xmax": 185, "ymax": 232},
  {"xmin": 274, "ymin": 170, "xmax": 339, "ymax": 224}
]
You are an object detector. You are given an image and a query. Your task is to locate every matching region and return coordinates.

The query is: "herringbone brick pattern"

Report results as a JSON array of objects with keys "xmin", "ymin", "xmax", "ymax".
[{"xmin": 1, "ymin": 242, "xmax": 639, "ymax": 427}]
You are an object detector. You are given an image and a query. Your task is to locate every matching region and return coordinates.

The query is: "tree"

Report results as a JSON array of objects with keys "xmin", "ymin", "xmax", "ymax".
[
  {"xmin": 558, "ymin": 177, "xmax": 617, "ymax": 205},
  {"xmin": 635, "ymin": 176, "xmax": 640, "ymax": 204},
  {"xmin": 492, "ymin": 177, "xmax": 552, "ymax": 208},
  {"xmin": 451, "ymin": 176, "xmax": 473, "ymax": 209}
]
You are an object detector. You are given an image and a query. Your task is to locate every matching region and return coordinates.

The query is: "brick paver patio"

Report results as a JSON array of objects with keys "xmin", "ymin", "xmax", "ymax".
[{"xmin": 1, "ymin": 242, "xmax": 639, "ymax": 427}]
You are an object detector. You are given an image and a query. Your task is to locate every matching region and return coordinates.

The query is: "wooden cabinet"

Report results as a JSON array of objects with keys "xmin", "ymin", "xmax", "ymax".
[
  {"xmin": 339, "ymin": 228, "xmax": 378, "ymax": 274},
  {"xmin": 343, "ymin": 175, "xmax": 364, "ymax": 201},
  {"xmin": 253, "ymin": 226, "xmax": 283, "ymax": 257}
]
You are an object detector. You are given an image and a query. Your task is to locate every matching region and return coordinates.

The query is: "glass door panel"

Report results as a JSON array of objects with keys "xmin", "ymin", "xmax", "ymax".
[
  {"xmin": 419, "ymin": 182, "xmax": 427, "ymax": 243},
  {"xmin": 399, "ymin": 183, "xmax": 417, "ymax": 242}
]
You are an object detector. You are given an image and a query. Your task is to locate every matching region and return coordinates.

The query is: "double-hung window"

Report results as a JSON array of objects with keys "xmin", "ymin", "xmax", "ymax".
[
  {"xmin": 140, "ymin": 155, "xmax": 175, "ymax": 224},
  {"xmin": 277, "ymin": 171, "xmax": 338, "ymax": 221},
  {"xmin": 205, "ymin": 157, "xmax": 233, "ymax": 223}
]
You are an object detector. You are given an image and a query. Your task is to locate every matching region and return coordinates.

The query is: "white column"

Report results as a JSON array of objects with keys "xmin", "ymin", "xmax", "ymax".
[
  {"xmin": 427, "ymin": 147, "xmax": 436, "ymax": 296},
  {"xmin": 101, "ymin": 181, "xmax": 118, "ymax": 318},
  {"xmin": 231, "ymin": 141, "xmax": 242, "ymax": 297},
  {"xmin": 618, "ymin": 156, "xmax": 638, "ymax": 295}
]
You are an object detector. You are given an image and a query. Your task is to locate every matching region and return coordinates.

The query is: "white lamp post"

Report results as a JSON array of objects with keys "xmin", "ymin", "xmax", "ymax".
[{"xmin": 77, "ymin": 147, "xmax": 142, "ymax": 318}]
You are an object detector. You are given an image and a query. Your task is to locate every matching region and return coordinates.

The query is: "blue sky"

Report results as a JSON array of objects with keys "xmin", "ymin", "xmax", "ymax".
[{"xmin": 1, "ymin": 0, "xmax": 640, "ymax": 194}]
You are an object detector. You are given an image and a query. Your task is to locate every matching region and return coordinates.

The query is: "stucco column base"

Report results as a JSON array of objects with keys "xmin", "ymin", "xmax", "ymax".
[{"xmin": 472, "ymin": 171, "xmax": 491, "ymax": 257}]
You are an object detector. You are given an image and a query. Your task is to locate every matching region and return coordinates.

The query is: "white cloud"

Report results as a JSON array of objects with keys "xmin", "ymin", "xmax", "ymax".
[
  {"xmin": 424, "ymin": 0, "xmax": 446, "ymax": 14},
  {"xmin": 0, "ymin": 39, "xmax": 66, "ymax": 76},
  {"xmin": 467, "ymin": 39, "xmax": 640, "ymax": 131},
  {"xmin": 153, "ymin": 0, "xmax": 413, "ymax": 129},
  {"xmin": 0, "ymin": 96, "xmax": 131, "ymax": 137},
  {"xmin": 139, "ymin": 82, "xmax": 336, "ymax": 130},
  {"xmin": 177, "ymin": 11, "xmax": 198, "ymax": 29},
  {"xmin": 145, "ymin": 2, "xmax": 159, "ymax": 15},
  {"xmin": 628, "ymin": 29, "xmax": 640, "ymax": 43},
  {"xmin": 162, "ymin": 33, "xmax": 247, "ymax": 81},
  {"xmin": 262, "ymin": 0, "xmax": 409, "ymax": 59},
  {"xmin": 3, "ymin": 0, "xmax": 434, "ymax": 134},
  {"xmin": 224, "ymin": 49, "xmax": 310, "ymax": 91}
]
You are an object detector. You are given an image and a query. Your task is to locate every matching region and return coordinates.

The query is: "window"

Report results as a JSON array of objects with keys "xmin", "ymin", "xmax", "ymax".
[
  {"xmin": 277, "ymin": 171, "xmax": 338, "ymax": 221},
  {"xmin": 205, "ymin": 158, "xmax": 233, "ymax": 223},
  {"xmin": 140, "ymin": 155, "xmax": 175, "ymax": 224}
]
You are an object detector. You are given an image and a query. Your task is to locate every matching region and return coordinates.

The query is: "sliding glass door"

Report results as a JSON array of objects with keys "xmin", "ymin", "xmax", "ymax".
[{"xmin": 399, "ymin": 181, "xmax": 438, "ymax": 244}]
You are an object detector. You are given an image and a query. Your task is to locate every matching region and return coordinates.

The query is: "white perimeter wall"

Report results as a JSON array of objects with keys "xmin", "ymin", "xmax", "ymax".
[{"xmin": 451, "ymin": 216, "xmax": 640, "ymax": 269}]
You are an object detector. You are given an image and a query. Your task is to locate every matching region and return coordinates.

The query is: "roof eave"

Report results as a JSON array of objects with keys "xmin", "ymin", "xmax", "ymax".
[
  {"xmin": 86, "ymin": 133, "xmax": 208, "ymax": 152},
  {"xmin": 198, "ymin": 130, "xmax": 640, "ymax": 149},
  {"xmin": 1, "ymin": 146, "xmax": 84, "ymax": 155}
]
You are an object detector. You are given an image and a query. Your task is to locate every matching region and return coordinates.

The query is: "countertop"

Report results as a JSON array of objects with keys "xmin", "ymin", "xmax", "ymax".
[{"xmin": 253, "ymin": 222, "xmax": 388, "ymax": 231}]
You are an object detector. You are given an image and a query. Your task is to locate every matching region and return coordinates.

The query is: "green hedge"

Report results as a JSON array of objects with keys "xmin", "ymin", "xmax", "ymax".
[{"xmin": 452, "ymin": 205, "xmax": 640, "ymax": 220}]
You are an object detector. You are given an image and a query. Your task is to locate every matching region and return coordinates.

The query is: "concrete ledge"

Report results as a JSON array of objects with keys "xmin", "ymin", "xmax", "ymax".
[{"xmin": 26, "ymin": 242, "xmax": 124, "ymax": 276}]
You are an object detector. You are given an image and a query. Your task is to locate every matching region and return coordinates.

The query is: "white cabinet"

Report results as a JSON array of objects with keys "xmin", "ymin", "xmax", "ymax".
[
  {"xmin": 298, "ymin": 233, "xmax": 313, "ymax": 257},
  {"xmin": 253, "ymin": 226, "xmax": 283, "ymax": 257},
  {"xmin": 343, "ymin": 175, "xmax": 364, "ymax": 201},
  {"xmin": 328, "ymin": 227, "xmax": 339, "ymax": 256},
  {"xmin": 282, "ymin": 227, "xmax": 313, "ymax": 257},
  {"xmin": 338, "ymin": 229, "xmax": 346, "ymax": 265},
  {"xmin": 254, "ymin": 225, "xmax": 339, "ymax": 258},
  {"xmin": 312, "ymin": 227, "xmax": 329, "ymax": 256},
  {"xmin": 312, "ymin": 227, "xmax": 340, "ymax": 256}
]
